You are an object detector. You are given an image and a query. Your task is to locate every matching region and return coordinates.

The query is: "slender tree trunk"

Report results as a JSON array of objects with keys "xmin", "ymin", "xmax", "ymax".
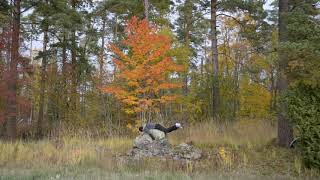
[
  {"xmin": 30, "ymin": 25, "xmax": 33, "ymax": 63},
  {"xmin": 277, "ymin": 0, "xmax": 293, "ymax": 147},
  {"xmin": 211, "ymin": 0, "xmax": 220, "ymax": 119},
  {"xmin": 182, "ymin": 0, "xmax": 193, "ymax": 96},
  {"xmin": 183, "ymin": 28, "xmax": 190, "ymax": 96},
  {"xmin": 60, "ymin": 33, "xmax": 68, "ymax": 125},
  {"xmin": 232, "ymin": 53, "xmax": 240, "ymax": 119},
  {"xmin": 144, "ymin": 0, "xmax": 149, "ymax": 21},
  {"xmin": 37, "ymin": 19, "xmax": 49, "ymax": 138},
  {"xmin": 273, "ymin": 79, "xmax": 278, "ymax": 111},
  {"xmin": 270, "ymin": 67, "xmax": 275, "ymax": 112},
  {"xmin": 99, "ymin": 12, "xmax": 108, "ymax": 125},
  {"xmin": 5, "ymin": 40, "xmax": 11, "ymax": 69},
  {"xmin": 99, "ymin": 13, "xmax": 106, "ymax": 82},
  {"xmin": 71, "ymin": 39, "xmax": 77, "ymax": 109},
  {"xmin": 6, "ymin": 0, "xmax": 20, "ymax": 139},
  {"xmin": 62, "ymin": 33, "xmax": 67, "ymax": 83},
  {"xmin": 70, "ymin": 1, "xmax": 77, "ymax": 119},
  {"xmin": 202, "ymin": 37, "xmax": 209, "ymax": 79},
  {"xmin": 5, "ymin": 4, "xmax": 12, "ymax": 68},
  {"xmin": 232, "ymin": 36, "xmax": 242, "ymax": 120},
  {"xmin": 200, "ymin": 57, "xmax": 204, "ymax": 78}
]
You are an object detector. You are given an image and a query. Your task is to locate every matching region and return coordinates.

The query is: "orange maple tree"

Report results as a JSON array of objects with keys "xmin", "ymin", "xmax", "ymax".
[{"xmin": 102, "ymin": 17, "xmax": 184, "ymax": 121}]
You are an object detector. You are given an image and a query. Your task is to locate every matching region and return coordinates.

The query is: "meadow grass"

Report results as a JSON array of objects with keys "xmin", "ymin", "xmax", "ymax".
[
  {"xmin": 0, "ymin": 119, "xmax": 319, "ymax": 179},
  {"xmin": 169, "ymin": 119, "xmax": 277, "ymax": 147}
]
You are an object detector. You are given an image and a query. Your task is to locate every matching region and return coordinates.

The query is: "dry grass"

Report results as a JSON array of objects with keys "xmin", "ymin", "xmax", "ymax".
[
  {"xmin": 0, "ymin": 119, "xmax": 319, "ymax": 179},
  {"xmin": 0, "ymin": 137, "xmax": 132, "ymax": 169},
  {"xmin": 169, "ymin": 119, "xmax": 276, "ymax": 147}
]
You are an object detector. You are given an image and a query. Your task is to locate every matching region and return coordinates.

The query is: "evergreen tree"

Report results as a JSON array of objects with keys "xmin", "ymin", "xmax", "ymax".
[
  {"xmin": 283, "ymin": 0, "xmax": 320, "ymax": 167},
  {"xmin": 6, "ymin": 0, "xmax": 21, "ymax": 139}
]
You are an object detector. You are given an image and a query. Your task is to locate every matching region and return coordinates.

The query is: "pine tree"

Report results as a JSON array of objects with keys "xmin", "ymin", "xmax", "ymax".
[
  {"xmin": 282, "ymin": 0, "xmax": 320, "ymax": 165},
  {"xmin": 7, "ymin": 0, "xmax": 21, "ymax": 139}
]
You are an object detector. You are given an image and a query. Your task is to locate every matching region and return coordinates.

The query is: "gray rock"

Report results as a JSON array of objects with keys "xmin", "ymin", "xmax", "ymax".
[
  {"xmin": 133, "ymin": 133, "xmax": 153, "ymax": 148},
  {"xmin": 149, "ymin": 129, "xmax": 166, "ymax": 140},
  {"xmin": 173, "ymin": 143, "xmax": 202, "ymax": 160},
  {"xmin": 133, "ymin": 129, "xmax": 166, "ymax": 148},
  {"xmin": 128, "ymin": 134, "xmax": 202, "ymax": 160}
]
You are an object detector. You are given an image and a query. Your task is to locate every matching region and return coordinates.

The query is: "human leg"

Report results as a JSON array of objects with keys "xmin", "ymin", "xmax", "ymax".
[{"xmin": 154, "ymin": 124, "xmax": 178, "ymax": 133}]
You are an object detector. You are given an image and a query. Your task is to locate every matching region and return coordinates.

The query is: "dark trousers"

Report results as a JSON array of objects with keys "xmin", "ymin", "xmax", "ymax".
[{"xmin": 154, "ymin": 124, "xmax": 178, "ymax": 134}]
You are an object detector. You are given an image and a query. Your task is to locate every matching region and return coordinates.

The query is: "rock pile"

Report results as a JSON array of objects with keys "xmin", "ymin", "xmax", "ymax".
[{"xmin": 127, "ymin": 130, "xmax": 202, "ymax": 160}]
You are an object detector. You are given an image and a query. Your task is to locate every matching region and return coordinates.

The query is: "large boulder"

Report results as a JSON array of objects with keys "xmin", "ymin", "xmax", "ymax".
[
  {"xmin": 149, "ymin": 129, "xmax": 166, "ymax": 140},
  {"xmin": 129, "ymin": 132, "xmax": 202, "ymax": 160},
  {"xmin": 172, "ymin": 143, "xmax": 202, "ymax": 160},
  {"xmin": 130, "ymin": 133, "xmax": 171, "ymax": 158},
  {"xmin": 133, "ymin": 129, "xmax": 166, "ymax": 148},
  {"xmin": 133, "ymin": 133, "xmax": 153, "ymax": 149}
]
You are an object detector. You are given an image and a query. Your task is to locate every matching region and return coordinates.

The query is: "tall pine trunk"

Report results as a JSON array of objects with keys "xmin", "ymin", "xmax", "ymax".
[
  {"xmin": 277, "ymin": 0, "xmax": 293, "ymax": 147},
  {"xmin": 37, "ymin": 18, "xmax": 49, "ymax": 138},
  {"xmin": 99, "ymin": 12, "xmax": 108, "ymax": 126},
  {"xmin": 211, "ymin": 0, "xmax": 220, "ymax": 119},
  {"xmin": 70, "ymin": 1, "xmax": 77, "ymax": 120},
  {"xmin": 7, "ymin": 0, "xmax": 20, "ymax": 139}
]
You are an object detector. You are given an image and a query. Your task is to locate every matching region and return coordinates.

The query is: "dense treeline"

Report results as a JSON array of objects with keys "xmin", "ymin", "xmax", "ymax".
[{"xmin": 0, "ymin": 0, "xmax": 319, "ymax": 168}]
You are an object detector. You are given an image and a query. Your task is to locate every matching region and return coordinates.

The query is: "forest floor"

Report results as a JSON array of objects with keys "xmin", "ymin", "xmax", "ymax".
[{"xmin": 0, "ymin": 120, "xmax": 319, "ymax": 180}]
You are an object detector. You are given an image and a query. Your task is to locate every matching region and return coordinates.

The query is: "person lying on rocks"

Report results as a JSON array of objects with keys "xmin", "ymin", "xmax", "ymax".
[{"xmin": 138, "ymin": 123, "xmax": 182, "ymax": 140}]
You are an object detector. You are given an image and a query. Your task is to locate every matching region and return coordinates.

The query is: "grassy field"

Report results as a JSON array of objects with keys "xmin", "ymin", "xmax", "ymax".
[{"xmin": 0, "ymin": 119, "xmax": 319, "ymax": 180}]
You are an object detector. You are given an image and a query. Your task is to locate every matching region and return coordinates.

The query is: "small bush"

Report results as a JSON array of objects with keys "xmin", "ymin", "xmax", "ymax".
[{"xmin": 286, "ymin": 85, "xmax": 320, "ymax": 169}]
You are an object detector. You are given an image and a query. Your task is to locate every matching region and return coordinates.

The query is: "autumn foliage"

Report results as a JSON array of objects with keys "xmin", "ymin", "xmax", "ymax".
[{"xmin": 102, "ymin": 17, "xmax": 184, "ymax": 119}]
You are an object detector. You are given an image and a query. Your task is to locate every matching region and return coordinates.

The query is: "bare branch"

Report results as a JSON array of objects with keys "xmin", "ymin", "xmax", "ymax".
[{"xmin": 216, "ymin": 13, "xmax": 241, "ymax": 24}]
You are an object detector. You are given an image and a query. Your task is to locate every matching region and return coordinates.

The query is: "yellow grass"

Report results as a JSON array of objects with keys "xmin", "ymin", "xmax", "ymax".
[
  {"xmin": 169, "ymin": 119, "xmax": 276, "ymax": 148},
  {"xmin": 0, "ymin": 137, "xmax": 132, "ymax": 169},
  {"xmin": 0, "ymin": 119, "xmax": 318, "ymax": 179}
]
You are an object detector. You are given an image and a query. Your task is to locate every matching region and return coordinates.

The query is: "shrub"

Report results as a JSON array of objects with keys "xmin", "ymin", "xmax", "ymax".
[{"xmin": 286, "ymin": 85, "xmax": 320, "ymax": 169}]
